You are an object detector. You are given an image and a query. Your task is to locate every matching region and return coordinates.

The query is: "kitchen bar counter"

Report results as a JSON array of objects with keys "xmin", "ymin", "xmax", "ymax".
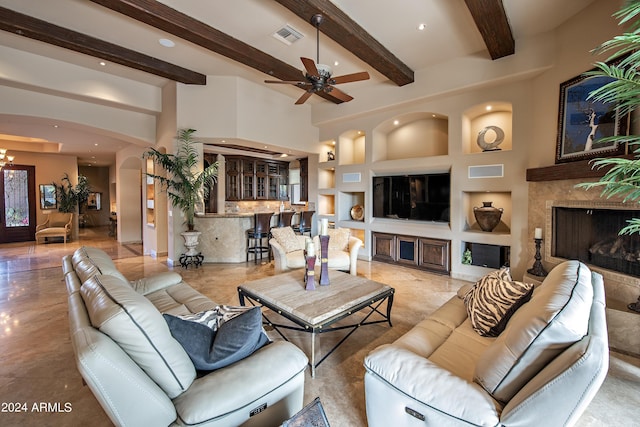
[{"xmin": 194, "ymin": 212, "xmax": 298, "ymax": 263}]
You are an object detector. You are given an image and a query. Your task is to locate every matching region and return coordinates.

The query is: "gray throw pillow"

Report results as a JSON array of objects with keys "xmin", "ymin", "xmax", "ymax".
[{"xmin": 164, "ymin": 306, "xmax": 269, "ymax": 371}]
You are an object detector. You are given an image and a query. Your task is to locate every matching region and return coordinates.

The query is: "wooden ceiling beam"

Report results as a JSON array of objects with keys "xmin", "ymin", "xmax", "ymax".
[
  {"xmin": 464, "ymin": 0, "xmax": 515, "ymax": 60},
  {"xmin": 0, "ymin": 6, "xmax": 206, "ymax": 85},
  {"xmin": 89, "ymin": 0, "xmax": 344, "ymax": 103},
  {"xmin": 273, "ymin": 0, "xmax": 414, "ymax": 86}
]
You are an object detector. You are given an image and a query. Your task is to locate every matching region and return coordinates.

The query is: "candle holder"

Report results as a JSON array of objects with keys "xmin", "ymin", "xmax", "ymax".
[
  {"xmin": 319, "ymin": 235, "xmax": 330, "ymax": 286},
  {"xmin": 527, "ymin": 238, "xmax": 548, "ymax": 277},
  {"xmin": 304, "ymin": 250, "xmax": 316, "ymax": 291}
]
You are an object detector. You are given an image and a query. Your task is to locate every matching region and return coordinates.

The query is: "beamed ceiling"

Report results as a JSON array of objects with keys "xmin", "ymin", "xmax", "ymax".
[
  {"xmin": 0, "ymin": 0, "xmax": 516, "ymax": 104},
  {"xmin": 0, "ymin": 0, "xmax": 599, "ymax": 165}
]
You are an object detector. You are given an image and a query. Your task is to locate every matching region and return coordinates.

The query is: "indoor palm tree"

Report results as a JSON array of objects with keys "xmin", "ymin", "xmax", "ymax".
[
  {"xmin": 578, "ymin": 0, "xmax": 640, "ymax": 235},
  {"xmin": 144, "ymin": 128, "xmax": 218, "ymax": 231}
]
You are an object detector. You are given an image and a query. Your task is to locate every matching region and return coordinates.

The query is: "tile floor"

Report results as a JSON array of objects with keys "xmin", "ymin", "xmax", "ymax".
[{"xmin": 0, "ymin": 227, "xmax": 638, "ymax": 426}]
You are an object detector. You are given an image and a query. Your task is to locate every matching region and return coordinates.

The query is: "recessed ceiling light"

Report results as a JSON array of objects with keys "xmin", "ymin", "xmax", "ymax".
[
  {"xmin": 486, "ymin": 105, "xmax": 492, "ymax": 111},
  {"xmin": 159, "ymin": 38, "xmax": 175, "ymax": 48},
  {"xmin": 432, "ymin": 114, "xmax": 436, "ymax": 118},
  {"xmin": 280, "ymin": 153, "xmax": 288, "ymax": 157},
  {"xmin": 53, "ymin": 124, "xmax": 59, "ymax": 128},
  {"xmin": 393, "ymin": 120, "xmax": 399, "ymax": 126},
  {"xmin": 94, "ymin": 143, "xmax": 99, "ymax": 146},
  {"xmin": 99, "ymin": 61, "xmax": 106, "ymax": 66},
  {"xmin": 418, "ymin": 23, "xmax": 427, "ymax": 31},
  {"xmin": 334, "ymin": 61, "xmax": 339, "ymax": 66}
]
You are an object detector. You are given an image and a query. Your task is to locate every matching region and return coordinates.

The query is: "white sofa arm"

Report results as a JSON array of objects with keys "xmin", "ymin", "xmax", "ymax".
[
  {"xmin": 130, "ymin": 271, "xmax": 183, "ymax": 295},
  {"xmin": 269, "ymin": 238, "xmax": 288, "ymax": 273},
  {"xmin": 364, "ymin": 345, "xmax": 500, "ymax": 426},
  {"xmin": 348, "ymin": 236, "xmax": 362, "ymax": 275}
]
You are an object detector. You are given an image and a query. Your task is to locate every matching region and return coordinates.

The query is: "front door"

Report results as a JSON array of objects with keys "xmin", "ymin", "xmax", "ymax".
[{"xmin": 0, "ymin": 165, "xmax": 36, "ymax": 243}]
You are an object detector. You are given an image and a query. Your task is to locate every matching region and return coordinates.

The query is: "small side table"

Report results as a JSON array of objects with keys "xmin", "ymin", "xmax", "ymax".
[{"xmin": 179, "ymin": 252, "xmax": 203, "ymax": 268}]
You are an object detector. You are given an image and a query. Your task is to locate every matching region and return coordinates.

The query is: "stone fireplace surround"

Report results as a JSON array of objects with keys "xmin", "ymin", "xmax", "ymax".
[{"xmin": 528, "ymin": 178, "xmax": 639, "ymax": 356}]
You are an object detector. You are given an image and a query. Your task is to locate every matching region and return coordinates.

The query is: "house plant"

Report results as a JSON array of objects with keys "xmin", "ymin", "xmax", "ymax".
[
  {"xmin": 577, "ymin": 0, "xmax": 640, "ymax": 236},
  {"xmin": 578, "ymin": 0, "xmax": 640, "ymax": 311},
  {"xmin": 143, "ymin": 128, "xmax": 218, "ymax": 236},
  {"xmin": 53, "ymin": 173, "xmax": 90, "ymax": 213}
]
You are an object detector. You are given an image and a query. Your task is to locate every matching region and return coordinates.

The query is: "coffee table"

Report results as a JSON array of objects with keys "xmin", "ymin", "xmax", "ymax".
[{"xmin": 238, "ymin": 270, "xmax": 394, "ymax": 377}]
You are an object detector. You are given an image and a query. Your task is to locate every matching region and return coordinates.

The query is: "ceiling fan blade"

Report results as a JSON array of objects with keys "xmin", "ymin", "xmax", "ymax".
[
  {"xmin": 264, "ymin": 80, "xmax": 307, "ymax": 85},
  {"xmin": 301, "ymin": 57, "xmax": 320, "ymax": 77},
  {"xmin": 329, "ymin": 87, "xmax": 354, "ymax": 103},
  {"xmin": 331, "ymin": 71, "xmax": 370, "ymax": 84},
  {"xmin": 295, "ymin": 91, "xmax": 314, "ymax": 105}
]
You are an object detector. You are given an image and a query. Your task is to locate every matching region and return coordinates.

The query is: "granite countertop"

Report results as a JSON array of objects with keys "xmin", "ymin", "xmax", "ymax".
[{"xmin": 195, "ymin": 213, "xmax": 255, "ymax": 218}]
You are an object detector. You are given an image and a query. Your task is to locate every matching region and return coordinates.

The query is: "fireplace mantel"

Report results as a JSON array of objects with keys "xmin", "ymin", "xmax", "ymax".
[{"xmin": 526, "ymin": 154, "xmax": 634, "ymax": 182}]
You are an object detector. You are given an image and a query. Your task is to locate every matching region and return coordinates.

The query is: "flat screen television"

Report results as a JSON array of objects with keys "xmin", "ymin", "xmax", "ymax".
[{"xmin": 372, "ymin": 173, "xmax": 450, "ymax": 222}]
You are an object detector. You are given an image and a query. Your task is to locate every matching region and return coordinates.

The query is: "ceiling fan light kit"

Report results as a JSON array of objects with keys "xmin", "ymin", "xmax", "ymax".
[{"xmin": 265, "ymin": 14, "xmax": 369, "ymax": 104}]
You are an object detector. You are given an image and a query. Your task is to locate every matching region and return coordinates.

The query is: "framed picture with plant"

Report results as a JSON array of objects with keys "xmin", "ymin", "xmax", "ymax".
[
  {"xmin": 555, "ymin": 57, "xmax": 630, "ymax": 164},
  {"xmin": 39, "ymin": 184, "xmax": 57, "ymax": 210}
]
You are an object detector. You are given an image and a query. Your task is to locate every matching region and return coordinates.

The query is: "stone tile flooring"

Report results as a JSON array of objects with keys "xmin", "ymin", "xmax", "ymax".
[{"xmin": 0, "ymin": 227, "xmax": 637, "ymax": 426}]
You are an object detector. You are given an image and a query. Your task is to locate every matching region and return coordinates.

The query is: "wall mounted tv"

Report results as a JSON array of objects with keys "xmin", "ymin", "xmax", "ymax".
[{"xmin": 372, "ymin": 172, "xmax": 450, "ymax": 222}]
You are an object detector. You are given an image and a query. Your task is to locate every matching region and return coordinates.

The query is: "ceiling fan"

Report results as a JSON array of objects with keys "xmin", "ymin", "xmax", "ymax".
[{"xmin": 265, "ymin": 14, "xmax": 370, "ymax": 105}]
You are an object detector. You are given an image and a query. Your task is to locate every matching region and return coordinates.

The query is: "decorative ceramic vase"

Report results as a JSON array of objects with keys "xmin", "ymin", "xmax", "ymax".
[
  {"xmin": 181, "ymin": 231, "xmax": 201, "ymax": 256},
  {"xmin": 473, "ymin": 202, "xmax": 503, "ymax": 232},
  {"xmin": 319, "ymin": 235, "xmax": 330, "ymax": 286}
]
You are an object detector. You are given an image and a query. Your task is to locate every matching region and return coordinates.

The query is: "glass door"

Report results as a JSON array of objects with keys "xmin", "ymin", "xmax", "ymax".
[{"xmin": 0, "ymin": 165, "xmax": 36, "ymax": 243}]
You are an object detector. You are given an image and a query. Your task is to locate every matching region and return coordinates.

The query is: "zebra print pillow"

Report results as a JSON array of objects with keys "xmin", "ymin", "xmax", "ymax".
[{"xmin": 464, "ymin": 268, "xmax": 534, "ymax": 337}]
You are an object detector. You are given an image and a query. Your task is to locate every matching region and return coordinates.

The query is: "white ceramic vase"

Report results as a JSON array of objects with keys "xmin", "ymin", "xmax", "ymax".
[{"xmin": 181, "ymin": 231, "xmax": 201, "ymax": 256}]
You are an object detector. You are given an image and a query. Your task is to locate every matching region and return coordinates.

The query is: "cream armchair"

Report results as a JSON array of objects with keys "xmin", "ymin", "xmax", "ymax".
[
  {"xmin": 35, "ymin": 212, "xmax": 73, "ymax": 243},
  {"xmin": 270, "ymin": 227, "xmax": 308, "ymax": 273},
  {"xmin": 313, "ymin": 228, "xmax": 362, "ymax": 276}
]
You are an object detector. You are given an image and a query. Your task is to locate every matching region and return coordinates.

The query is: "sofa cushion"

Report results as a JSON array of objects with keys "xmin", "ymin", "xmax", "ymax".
[
  {"xmin": 271, "ymin": 227, "xmax": 301, "ymax": 253},
  {"xmin": 72, "ymin": 246, "xmax": 129, "ymax": 284},
  {"xmin": 80, "ymin": 274, "xmax": 196, "ymax": 398},
  {"xmin": 473, "ymin": 261, "xmax": 593, "ymax": 403},
  {"xmin": 464, "ymin": 268, "xmax": 534, "ymax": 337},
  {"xmin": 164, "ymin": 306, "xmax": 270, "ymax": 371},
  {"xmin": 328, "ymin": 228, "xmax": 350, "ymax": 251}
]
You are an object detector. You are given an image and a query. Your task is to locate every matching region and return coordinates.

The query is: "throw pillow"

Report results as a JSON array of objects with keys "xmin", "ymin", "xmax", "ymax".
[
  {"xmin": 164, "ymin": 305, "xmax": 270, "ymax": 371},
  {"xmin": 464, "ymin": 268, "xmax": 534, "ymax": 337},
  {"xmin": 271, "ymin": 227, "xmax": 301, "ymax": 253},
  {"xmin": 328, "ymin": 228, "xmax": 350, "ymax": 251}
]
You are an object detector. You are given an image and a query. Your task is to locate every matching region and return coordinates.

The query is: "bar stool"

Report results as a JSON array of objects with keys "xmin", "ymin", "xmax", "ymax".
[
  {"xmin": 297, "ymin": 211, "xmax": 315, "ymax": 236},
  {"xmin": 279, "ymin": 211, "xmax": 295, "ymax": 228},
  {"xmin": 246, "ymin": 212, "xmax": 274, "ymax": 264}
]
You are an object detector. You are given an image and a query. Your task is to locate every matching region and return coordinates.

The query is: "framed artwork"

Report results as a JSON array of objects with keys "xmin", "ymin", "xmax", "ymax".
[
  {"xmin": 87, "ymin": 192, "xmax": 101, "ymax": 210},
  {"xmin": 556, "ymin": 63, "xmax": 629, "ymax": 163},
  {"xmin": 39, "ymin": 184, "xmax": 57, "ymax": 210}
]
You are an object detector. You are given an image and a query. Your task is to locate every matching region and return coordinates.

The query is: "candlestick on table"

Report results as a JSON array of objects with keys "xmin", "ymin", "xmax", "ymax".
[
  {"xmin": 534, "ymin": 227, "xmax": 543, "ymax": 239},
  {"xmin": 527, "ymin": 238, "xmax": 548, "ymax": 277},
  {"xmin": 319, "ymin": 234, "xmax": 330, "ymax": 285},
  {"xmin": 304, "ymin": 252, "xmax": 316, "ymax": 291}
]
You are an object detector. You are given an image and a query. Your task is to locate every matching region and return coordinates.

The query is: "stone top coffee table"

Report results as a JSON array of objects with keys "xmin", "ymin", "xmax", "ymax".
[{"xmin": 238, "ymin": 269, "xmax": 394, "ymax": 377}]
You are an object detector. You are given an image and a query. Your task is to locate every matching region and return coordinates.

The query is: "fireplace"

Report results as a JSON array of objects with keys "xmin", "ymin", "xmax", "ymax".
[
  {"xmin": 553, "ymin": 207, "xmax": 640, "ymax": 277},
  {"xmin": 548, "ymin": 201, "xmax": 640, "ymax": 278}
]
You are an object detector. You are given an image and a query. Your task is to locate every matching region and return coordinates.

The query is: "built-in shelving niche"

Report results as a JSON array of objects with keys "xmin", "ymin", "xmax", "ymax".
[
  {"xmin": 338, "ymin": 130, "xmax": 366, "ymax": 165},
  {"xmin": 372, "ymin": 112, "xmax": 448, "ymax": 162},
  {"xmin": 318, "ymin": 167, "xmax": 336, "ymax": 190},
  {"xmin": 462, "ymin": 191, "xmax": 512, "ymax": 234},
  {"xmin": 462, "ymin": 102, "xmax": 513, "ymax": 155}
]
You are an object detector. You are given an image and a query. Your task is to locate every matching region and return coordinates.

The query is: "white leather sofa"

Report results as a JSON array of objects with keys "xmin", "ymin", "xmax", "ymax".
[
  {"xmin": 63, "ymin": 246, "xmax": 308, "ymax": 427},
  {"xmin": 364, "ymin": 260, "xmax": 608, "ymax": 426}
]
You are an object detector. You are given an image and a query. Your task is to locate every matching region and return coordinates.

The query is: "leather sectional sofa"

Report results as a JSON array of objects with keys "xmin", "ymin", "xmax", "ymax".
[
  {"xmin": 364, "ymin": 260, "xmax": 609, "ymax": 426},
  {"xmin": 63, "ymin": 246, "xmax": 308, "ymax": 426}
]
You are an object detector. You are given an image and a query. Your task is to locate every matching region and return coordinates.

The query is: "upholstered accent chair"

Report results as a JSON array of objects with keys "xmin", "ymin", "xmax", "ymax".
[
  {"xmin": 270, "ymin": 227, "xmax": 309, "ymax": 273},
  {"xmin": 312, "ymin": 228, "xmax": 362, "ymax": 276},
  {"xmin": 35, "ymin": 212, "xmax": 73, "ymax": 243}
]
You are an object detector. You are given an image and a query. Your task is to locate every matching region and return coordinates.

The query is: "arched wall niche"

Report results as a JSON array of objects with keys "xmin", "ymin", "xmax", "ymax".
[
  {"xmin": 462, "ymin": 102, "xmax": 513, "ymax": 154},
  {"xmin": 372, "ymin": 112, "xmax": 449, "ymax": 162}
]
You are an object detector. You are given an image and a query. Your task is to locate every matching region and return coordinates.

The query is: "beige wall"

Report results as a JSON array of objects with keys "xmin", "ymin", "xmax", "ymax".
[{"xmin": 79, "ymin": 165, "xmax": 110, "ymax": 226}]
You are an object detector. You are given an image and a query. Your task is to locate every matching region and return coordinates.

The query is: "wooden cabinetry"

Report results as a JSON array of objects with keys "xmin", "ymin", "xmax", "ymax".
[
  {"xmin": 299, "ymin": 157, "xmax": 308, "ymax": 202},
  {"xmin": 225, "ymin": 156, "xmax": 288, "ymax": 201},
  {"xmin": 372, "ymin": 232, "xmax": 450, "ymax": 274}
]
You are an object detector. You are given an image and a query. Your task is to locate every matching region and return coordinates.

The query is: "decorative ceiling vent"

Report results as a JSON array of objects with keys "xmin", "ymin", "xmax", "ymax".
[{"xmin": 273, "ymin": 24, "xmax": 304, "ymax": 45}]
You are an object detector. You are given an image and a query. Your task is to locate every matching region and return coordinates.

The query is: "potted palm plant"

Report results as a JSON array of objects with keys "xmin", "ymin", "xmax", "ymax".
[
  {"xmin": 578, "ymin": 0, "xmax": 640, "ymax": 310},
  {"xmin": 144, "ymin": 128, "xmax": 218, "ymax": 254}
]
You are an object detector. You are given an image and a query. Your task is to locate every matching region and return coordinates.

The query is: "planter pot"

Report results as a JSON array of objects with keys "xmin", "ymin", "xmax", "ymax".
[
  {"xmin": 473, "ymin": 201, "xmax": 503, "ymax": 232},
  {"xmin": 181, "ymin": 231, "xmax": 202, "ymax": 256}
]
